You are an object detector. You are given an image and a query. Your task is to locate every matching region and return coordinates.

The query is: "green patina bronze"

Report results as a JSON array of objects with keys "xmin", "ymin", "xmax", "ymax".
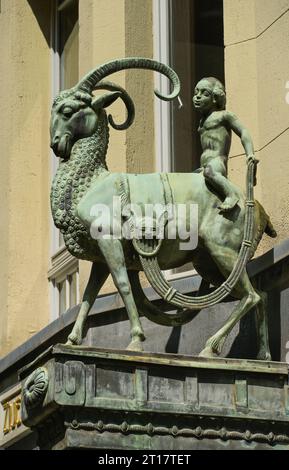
[
  {"xmin": 50, "ymin": 57, "xmax": 276, "ymax": 359},
  {"xmin": 193, "ymin": 77, "xmax": 257, "ymax": 211}
]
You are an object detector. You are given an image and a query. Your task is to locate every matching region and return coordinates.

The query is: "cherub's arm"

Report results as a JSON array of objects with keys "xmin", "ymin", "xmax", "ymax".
[{"xmin": 224, "ymin": 111, "xmax": 255, "ymax": 159}]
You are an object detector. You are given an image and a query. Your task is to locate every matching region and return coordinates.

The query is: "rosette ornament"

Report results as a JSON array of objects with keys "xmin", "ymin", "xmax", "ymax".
[{"xmin": 23, "ymin": 367, "xmax": 49, "ymax": 409}]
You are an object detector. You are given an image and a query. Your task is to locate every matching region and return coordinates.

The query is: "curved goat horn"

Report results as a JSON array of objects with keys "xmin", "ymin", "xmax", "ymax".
[
  {"xmin": 76, "ymin": 57, "xmax": 180, "ymax": 102},
  {"xmin": 93, "ymin": 80, "xmax": 135, "ymax": 131}
]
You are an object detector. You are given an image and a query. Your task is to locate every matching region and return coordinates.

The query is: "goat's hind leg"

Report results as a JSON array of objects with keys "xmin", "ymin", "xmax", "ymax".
[
  {"xmin": 97, "ymin": 238, "xmax": 145, "ymax": 351},
  {"xmin": 199, "ymin": 244, "xmax": 261, "ymax": 358},
  {"xmin": 254, "ymin": 285, "xmax": 271, "ymax": 360}
]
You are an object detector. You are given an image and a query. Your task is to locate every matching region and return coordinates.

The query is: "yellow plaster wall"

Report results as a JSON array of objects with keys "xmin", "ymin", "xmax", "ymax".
[
  {"xmin": 125, "ymin": 0, "xmax": 155, "ymax": 174},
  {"xmin": 0, "ymin": 0, "xmax": 51, "ymax": 356},
  {"xmin": 224, "ymin": 0, "xmax": 289, "ymax": 254}
]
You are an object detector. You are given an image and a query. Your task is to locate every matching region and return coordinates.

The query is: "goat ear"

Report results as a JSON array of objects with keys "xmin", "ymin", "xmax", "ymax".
[{"xmin": 91, "ymin": 91, "xmax": 121, "ymax": 111}]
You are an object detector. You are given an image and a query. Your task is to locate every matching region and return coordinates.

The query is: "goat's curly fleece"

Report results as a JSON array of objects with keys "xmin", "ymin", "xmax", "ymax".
[{"xmin": 51, "ymin": 109, "xmax": 110, "ymax": 260}]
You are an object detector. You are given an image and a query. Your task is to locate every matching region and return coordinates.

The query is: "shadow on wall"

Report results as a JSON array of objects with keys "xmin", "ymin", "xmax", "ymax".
[
  {"xmin": 227, "ymin": 289, "xmax": 281, "ymax": 361},
  {"xmin": 162, "ymin": 287, "xmax": 282, "ymax": 361},
  {"xmin": 27, "ymin": 0, "xmax": 52, "ymax": 46}
]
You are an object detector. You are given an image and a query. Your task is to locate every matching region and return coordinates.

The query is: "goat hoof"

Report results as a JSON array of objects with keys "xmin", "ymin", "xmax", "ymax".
[
  {"xmin": 66, "ymin": 331, "xmax": 82, "ymax": 346},
  {"xmin": 199, "ymin": 347, "xmax": 217, "ymax": 358},
  {"xmin": 65, "ymin": 338, "xmax": 74, "ymax": 346},
  {"xmin": 126, "ymin": 339, "xmax": 143, "ymax": 352},
  {"xmin": 257, "ymin": 350, "xmax": 272, "ymax": 361}
]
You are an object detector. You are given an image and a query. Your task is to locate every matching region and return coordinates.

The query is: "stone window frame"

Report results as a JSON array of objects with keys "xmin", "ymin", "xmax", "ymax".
[
  {"xmin": 153, "ymin": 0, "xmax": 174, "ymax": 174},
  {"xmin": 153, "ymin": 0, "xmax": 195, "ymax": 280},
  {"xmin": 48, "ymin": 247, "xmax": 79, "ymax": 317},
  {"xmin": 49, "ymin": 0, "xmax": 79, "ymax": 321},
  {"xmin": 153, "ymin": 0, "xmax": 225, "ymax": 281}
]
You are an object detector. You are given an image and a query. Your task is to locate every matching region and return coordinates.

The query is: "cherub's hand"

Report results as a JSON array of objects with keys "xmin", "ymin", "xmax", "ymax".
[
  {"xmin": 247, "ymin": 154, "xmax": 259, "ymax": 165},
  {"xmin": 247, "ymin": 154, "xmax": 259, "ymax": 186}
]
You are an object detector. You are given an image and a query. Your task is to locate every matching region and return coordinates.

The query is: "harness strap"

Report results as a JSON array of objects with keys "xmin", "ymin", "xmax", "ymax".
[{"xmin": 137, "ymin": 160, "xmax": 257, "ymax": 311}]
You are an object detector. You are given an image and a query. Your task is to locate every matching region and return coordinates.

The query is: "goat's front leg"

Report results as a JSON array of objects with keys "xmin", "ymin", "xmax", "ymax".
[
  {"xmin": 66, "ymin": 262, "xmax": 109, "ymax": 346},
  {"xmin": 97, "ymin": 238, "xmax": 145, "ymax": 351}
]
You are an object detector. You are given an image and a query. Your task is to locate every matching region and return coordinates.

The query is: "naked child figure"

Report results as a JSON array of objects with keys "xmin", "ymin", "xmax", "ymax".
[{"xmin": 193, "ymin": 77, "xmax": 258, "ymax": 212}]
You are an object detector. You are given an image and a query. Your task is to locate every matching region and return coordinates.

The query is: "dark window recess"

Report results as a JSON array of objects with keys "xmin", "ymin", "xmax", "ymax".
[
  {"xmin": 170, "ymin": 0, "xmax": 224, "ymax": 172},
  {"xmin": 58, "ymin": 0, "xmax": 79, "ymax": 90}
]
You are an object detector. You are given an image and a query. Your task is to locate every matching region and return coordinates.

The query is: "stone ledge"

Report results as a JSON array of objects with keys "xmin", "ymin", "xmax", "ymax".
[
  {"xmin": 21, "ymin": 344, "xmax": 289, "ymax": 377},
  {"xmin": 19, "ymin": 345, "xmax": 289, "ymax": 449}
]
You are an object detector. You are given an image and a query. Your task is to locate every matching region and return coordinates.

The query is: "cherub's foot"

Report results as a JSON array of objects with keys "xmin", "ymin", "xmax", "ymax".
[
  {"xmin": 218, "ymin": 196, "xmax": 239, "ymax": 213},
  {"xmin": 65, "ymin": 325, "xmax": 83, "ymax": 346}
]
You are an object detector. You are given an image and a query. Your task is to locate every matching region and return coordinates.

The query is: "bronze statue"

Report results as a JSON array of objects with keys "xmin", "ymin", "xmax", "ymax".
[
  {"xmin": 50, "ymin": 58, "xmax": 276, "ymax": 359},
  {"xmin": 193, "ymin": 77, "xmax": 257, "ymax": 212}
]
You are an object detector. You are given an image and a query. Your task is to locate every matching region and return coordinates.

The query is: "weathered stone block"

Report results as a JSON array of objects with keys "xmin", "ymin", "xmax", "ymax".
[{"xmin": 19, "ymin": 345, "xmax": 289, "ymax": 450}]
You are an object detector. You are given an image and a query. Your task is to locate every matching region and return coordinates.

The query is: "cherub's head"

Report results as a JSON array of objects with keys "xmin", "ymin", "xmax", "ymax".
[{"xmin": 193, "ymin": 77, "xmax": 226, "ymax": 114}]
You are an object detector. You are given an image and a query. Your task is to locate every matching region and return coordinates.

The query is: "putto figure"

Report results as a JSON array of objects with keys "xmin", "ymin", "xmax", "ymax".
[{"xmin": 193, "ymin": 77, "xmax": 258, "ymax": 212}]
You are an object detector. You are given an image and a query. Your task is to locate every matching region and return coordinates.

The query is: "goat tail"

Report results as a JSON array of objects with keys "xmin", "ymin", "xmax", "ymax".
[{"xmin": 265, "ymin": 217, "xmax": 277, "ymax": 238}]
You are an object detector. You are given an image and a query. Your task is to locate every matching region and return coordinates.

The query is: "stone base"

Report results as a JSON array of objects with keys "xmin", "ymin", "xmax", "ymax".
[{"xmin": 19, "ymin": 345, "xmax": 289, "ymax": 450}]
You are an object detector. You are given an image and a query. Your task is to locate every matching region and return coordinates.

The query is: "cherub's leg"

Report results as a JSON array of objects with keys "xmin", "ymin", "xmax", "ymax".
[
  {"xmin": 67, "ymin": 262, "xmax": 109, "ymax": 345},
  {"xmin": 204, "ymin": 160, "xmax": 239, "ymax": 212}
]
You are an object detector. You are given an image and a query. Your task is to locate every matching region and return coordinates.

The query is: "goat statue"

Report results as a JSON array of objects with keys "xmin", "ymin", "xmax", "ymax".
[{"xmin": 50, "ymin": 58, "xmax": 276, "ymax": 359}]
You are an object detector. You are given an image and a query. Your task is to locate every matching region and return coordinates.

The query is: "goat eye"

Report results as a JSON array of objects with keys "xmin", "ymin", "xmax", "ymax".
[{"xmin": 62, "ymin": 107, "xmax": 74, "ymax": 117}]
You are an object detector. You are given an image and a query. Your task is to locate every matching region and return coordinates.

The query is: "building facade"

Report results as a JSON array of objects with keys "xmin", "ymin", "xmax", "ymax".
[{"xmin": 0, "ymin": 0, "xmax": 289, "ymax": 449}]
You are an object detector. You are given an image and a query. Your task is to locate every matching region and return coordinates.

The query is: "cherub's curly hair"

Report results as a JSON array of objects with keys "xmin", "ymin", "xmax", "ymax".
[{"xmin": 203, "ymin": 77, "xmax": 226, "ymax": 110}]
